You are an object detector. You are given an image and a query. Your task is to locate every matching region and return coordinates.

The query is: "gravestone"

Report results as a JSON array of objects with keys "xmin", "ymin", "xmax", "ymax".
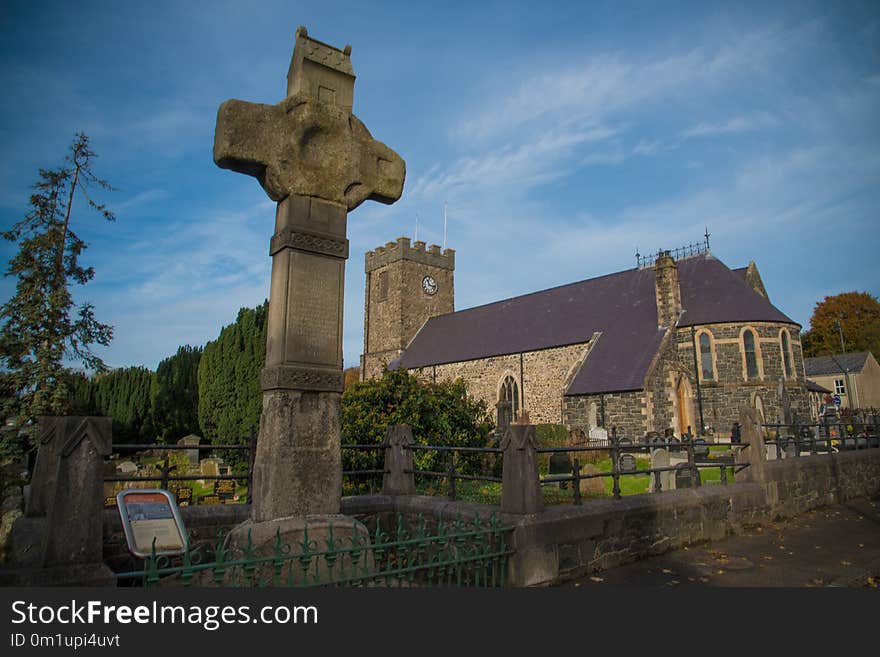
[
  {"xmin": 650, "ymin": 448, "xmax": 674, "ymax": 491},
  {"xmin": 579, "ymin": 463, "xmax": 606, "ymax": 495},
  {"xmin": 569, "ymin": 428, "xmax": 587, "ymax": 446},
  {"xmin": 589, "ymin": 427, "xmax": 608, "ymax": 442},
  {"xmin": 200, "ymin": 458, "xmax": 221, "ymax": 478},
  {"xmin": 177, "ymin": 434, "xmax": 202, "ymax": 467},
  {"xmin": 618, "ymin": 453, "xmax": 636, "ymax": 473},
  {"xmin": 674, "ymin": 463, "xmax": 695, "ymax": 489},
  {"xmin": 214, "ymin": 25, "xmax": 403, "ymax": 524},
  {"xmin": 548, "ymin": 452, "xmax": 573, "ymax": 489},
  {"xmin": 175, "ymin": 486, "xmax": 193, "ymax": 507},
  {"xmin": 692, "ymin": 438, "xmax": 709, "ymax": 461},
  {"xmin": 115, "ymin": 461, "xmax": 138, "ymax": 475},
  {"xmin": 214, "ymin": 479, "xmax": 236, "ymax": 502}
]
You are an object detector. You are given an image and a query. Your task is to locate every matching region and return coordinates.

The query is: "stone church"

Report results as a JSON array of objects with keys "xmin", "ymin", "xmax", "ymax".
[{"xmin": 360, "ymin": 236, "xmax": 811, "ymax": 440}]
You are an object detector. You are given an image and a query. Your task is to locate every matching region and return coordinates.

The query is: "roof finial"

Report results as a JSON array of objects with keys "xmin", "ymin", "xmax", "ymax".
[{"xmin": 704, "ymin": 226, "xmax": 711, "ymax": 251}]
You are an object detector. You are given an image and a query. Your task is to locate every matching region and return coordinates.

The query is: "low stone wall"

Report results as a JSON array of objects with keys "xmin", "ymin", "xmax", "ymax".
[
  {"xmin": 341, "ymin": 448, "xmax": 880, "ymax": 586},
  {"xmin": 756, "ymin": 450, "xmax": 880, "ymax": 519}
]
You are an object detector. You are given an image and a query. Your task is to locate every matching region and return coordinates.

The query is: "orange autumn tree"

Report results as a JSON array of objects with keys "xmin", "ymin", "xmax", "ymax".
[{"xmin": 801, "ymin": 292, "xmax": 880, "ymax": 358}]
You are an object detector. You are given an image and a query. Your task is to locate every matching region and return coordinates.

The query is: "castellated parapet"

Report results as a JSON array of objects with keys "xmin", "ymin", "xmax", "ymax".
[
  {"xmin": 365, "ymin": 236, "xmax": 455, "ymax": 273},
  {"xmin": 361, "ymin": 236, "xmax": 455, "ymax": 381}
]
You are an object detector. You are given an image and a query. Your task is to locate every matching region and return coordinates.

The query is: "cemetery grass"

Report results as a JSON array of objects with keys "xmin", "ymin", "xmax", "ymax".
[{"xmin": 414, "ymin": 457, "xmax": 737, "ymax": 506}]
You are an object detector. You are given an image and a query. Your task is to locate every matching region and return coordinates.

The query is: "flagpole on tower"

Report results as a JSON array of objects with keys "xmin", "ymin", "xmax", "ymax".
[
  {"xmin": 415, "ymin": 213, "xmax": 419, "ymax": 242},
  {"xmin": 443, "ymin": 201, "xmax": 448, "ymax": 250}
]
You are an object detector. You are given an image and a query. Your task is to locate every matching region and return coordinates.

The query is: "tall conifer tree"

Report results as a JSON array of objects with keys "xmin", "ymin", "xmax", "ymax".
[{"xmin": 0, "ymin": 133, "xmax": 114, "ymax": 456}]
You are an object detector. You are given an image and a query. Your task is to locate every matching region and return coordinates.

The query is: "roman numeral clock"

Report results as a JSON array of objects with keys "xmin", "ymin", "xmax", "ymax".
[{"xmin": 422, "ymin": 275, "xmax": 438, "ymax": 295}]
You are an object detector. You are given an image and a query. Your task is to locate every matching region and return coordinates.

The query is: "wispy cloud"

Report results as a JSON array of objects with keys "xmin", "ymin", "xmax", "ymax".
[{"xmin": 681, "ymin": 113, "xmax": 778, "ymax": 139}]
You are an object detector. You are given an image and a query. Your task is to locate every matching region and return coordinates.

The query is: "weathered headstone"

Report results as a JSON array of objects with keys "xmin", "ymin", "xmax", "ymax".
[
  {"xmin": 177, "ymin": 434, "xmax": 202, "ymax": 467},
  {"xmin": 214, "ymin": 25, "xmax": 404, "ymax": 524},
  {"xmin": 115, "ymin": 461, "xmax": 138, "ymax": 475},
  {"xmin": 618, "ymin": 453, "xmax": 637, "ymax": 473},
  {"xmin": 579, "ymin": 464, "xmax": 606, "ymax": 495},
  {"xmin": 548, "ymin": 451, "xmax": 573, "ymax": 488},
  {"xmin": 692, "ymin": 438, "xmax": 709, "ymax": 461},
  {"xmin": 650, "ymin": 448, "xmax": 674, "ymax": 491},
  {"xmin": 569, "ymin": 428, "xmax": 588, "ymax": 446},
  {"xmin": 674, "ymin": 463, "xmax": 695, "ymax": 489},
  {"xmin": 200, "ymin": 458, "xmax": 221, "ymax": 478}
]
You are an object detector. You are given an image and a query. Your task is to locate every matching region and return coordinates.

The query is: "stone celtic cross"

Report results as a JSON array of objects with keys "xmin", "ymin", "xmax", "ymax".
[{"xmin": 213, "ymin": 26, "xmax": 405, "ymax": 522}]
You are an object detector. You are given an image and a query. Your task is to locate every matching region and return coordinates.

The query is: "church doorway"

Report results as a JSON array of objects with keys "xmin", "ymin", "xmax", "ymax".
[{"xmin": 675, "ymin": 377, "xmax": 694, "ymax": 437}]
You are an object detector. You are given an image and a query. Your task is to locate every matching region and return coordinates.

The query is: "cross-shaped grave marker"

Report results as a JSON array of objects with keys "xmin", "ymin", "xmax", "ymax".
[{"xmin": 213, "ymin": 26, "xmax": 405, "ymax": 522}]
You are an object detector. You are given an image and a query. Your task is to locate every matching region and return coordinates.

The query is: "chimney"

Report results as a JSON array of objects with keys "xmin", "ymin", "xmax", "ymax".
[{"xmin": 653, "ymin": 251, "xmax": 682, "ymax": 329}]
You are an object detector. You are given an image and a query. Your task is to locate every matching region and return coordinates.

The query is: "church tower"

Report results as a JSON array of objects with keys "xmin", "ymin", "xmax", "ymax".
[{"xmin": 361, "ymin": 236, "xmax": 454, "ymax": 380}]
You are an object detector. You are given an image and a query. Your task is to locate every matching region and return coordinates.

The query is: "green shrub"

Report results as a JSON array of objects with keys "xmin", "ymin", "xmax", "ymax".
[{"xmin": 340, "ymin": 369, "xmax": 495, "ymax": 491}]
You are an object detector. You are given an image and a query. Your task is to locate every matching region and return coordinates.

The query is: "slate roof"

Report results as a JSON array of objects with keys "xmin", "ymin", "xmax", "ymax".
[
  {"xmin": 804, "ymin": 352, "xmax": 871, "ymax": 377},
  {"xmin": 393, "ymin": 254, "xmax": 798, "ymax": 395}
]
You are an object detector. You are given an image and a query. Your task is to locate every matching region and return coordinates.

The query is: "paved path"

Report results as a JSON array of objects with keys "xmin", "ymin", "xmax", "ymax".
[{"xmin": 562, "ymin": 496, "xmax": 880, "ymax": 588}]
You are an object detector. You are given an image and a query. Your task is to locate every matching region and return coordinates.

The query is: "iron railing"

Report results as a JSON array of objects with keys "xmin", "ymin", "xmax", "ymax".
[
  {"xmin": 405, "ymin": 444, "xmax": 503, "ymax": 500},
  {"xmin": 759, "ymin": 418, "xmax": 880, "ymax": 459},
  {"xmin": 536, "ymin": 434, "xmax": 748, "ymax": 503},
  {"xmin": 116, "ymin": 512, "xmax": 514, "ymax": 588}
]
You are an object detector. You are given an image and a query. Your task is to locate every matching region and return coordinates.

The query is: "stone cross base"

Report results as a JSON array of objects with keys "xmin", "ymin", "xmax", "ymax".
[
  {"xmin": 251, "ymin": 390, "xmax": 342, "ymax": 521},
  {"xmin": 225, "ymin": 514, "xmax": 373, "ymax": 586}
]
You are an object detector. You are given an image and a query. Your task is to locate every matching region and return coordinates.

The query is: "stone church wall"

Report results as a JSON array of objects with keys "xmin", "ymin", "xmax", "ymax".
[
  {"xmin": 414, "ymin": 342, "xmax": 590, "ymax": 425},
  {"xmin": 564, "ymin": 321, "xmax": 812, "ymax": 440}
]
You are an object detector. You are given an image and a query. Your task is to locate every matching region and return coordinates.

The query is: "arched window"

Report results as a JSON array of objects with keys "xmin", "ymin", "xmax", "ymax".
[
  {"xmin": 498, "ymin": 375, "xmax": 520, "ymax": 425},
  {"xmin": 743, "ymin": 329, "xmax": 759, "ymax": 380},
  {"xmin": 780, "ymin": 330, "xmax": 793, "ymax": 379},
  {"xmin": 698, "ymin": 332, "xmax": 715, "ymax": 381}
]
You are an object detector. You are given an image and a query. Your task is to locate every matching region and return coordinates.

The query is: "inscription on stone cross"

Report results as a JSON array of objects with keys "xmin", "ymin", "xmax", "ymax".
[{"xmin": 213, "ymin": 26, "xmax": 405, "ymax": 522}]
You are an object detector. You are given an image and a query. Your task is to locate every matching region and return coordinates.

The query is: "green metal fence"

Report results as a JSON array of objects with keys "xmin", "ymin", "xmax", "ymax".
[{"xmin": 117, "ymin": 513, "xmax": 514, "ymax": 588}]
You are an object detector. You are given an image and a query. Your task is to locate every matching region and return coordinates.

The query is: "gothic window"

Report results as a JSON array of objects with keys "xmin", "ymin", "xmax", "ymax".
[
  {"xmin": 780, "ymin": 330, "xmax": 793, "ymax": 379},
  {"xmin": 698, "ymin": 332, "xmax": 715, "ymax": 381},
  {"xmin": 743, "ymin": 329, "xmax": 759, "ymax": 380},
  {"xmin": 498, "ymin": 375, "xmax": 520, "ymax": 425}
]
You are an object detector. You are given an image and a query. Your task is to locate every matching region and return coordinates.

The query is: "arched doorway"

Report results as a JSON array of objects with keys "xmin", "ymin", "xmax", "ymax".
[{"xmin": 675, "ymin": 377, "xmax": 693, "ymax": 437}]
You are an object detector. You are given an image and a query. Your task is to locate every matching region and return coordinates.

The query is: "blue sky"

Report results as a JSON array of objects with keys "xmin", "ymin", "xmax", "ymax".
[{"xmin": 1, "ymin": 1, "xmax": 878, "ymax": 371}]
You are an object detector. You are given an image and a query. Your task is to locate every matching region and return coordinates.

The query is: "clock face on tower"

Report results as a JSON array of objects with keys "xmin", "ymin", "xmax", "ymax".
[{"xmin": 422, "ymin": 275, "xmax": 438, "ymax": 296}]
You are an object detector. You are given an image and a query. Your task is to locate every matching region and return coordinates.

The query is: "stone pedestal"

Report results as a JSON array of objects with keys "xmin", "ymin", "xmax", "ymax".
[
  {"xmin": 501, "ymin": 424, "xmax": 544, "ymax": 515},
  {"xmin": 252, "ymin": 390, "xmax": 342, "ymax": 521},
  {"xmin": 225, "ymin": 514, "xmax": 372, "ymax": 585},
  {"xmin": 8, "ymin": 417, "xmax": 114, "ymax": 586},
  {"xmin": 735, "ymin": 406, "xmax": 767, "ymax": 484},
  {"xmin": 382, "ymin": 425, "xmax": 415, "ymax": 496}
]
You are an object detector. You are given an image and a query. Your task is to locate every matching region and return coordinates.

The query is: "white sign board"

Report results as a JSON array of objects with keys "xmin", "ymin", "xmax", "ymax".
[{"xmin": 116, "ymin": 489, "xmax": 188, "ymax": 558}]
